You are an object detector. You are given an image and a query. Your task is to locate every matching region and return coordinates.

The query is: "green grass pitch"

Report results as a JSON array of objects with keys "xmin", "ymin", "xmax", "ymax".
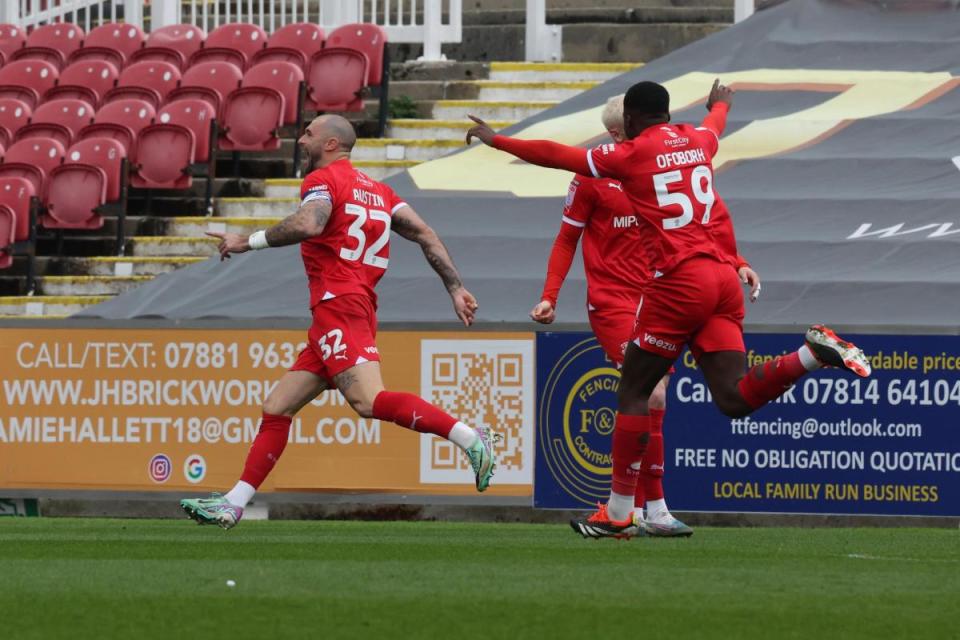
[{"xmin": 1, "ymin": 518, "xmax": 958, "ymax": 639}]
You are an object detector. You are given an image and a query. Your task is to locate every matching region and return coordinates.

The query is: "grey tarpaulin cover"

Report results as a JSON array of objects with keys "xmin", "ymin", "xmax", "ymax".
[{"xmin": 79, "ymin": 0, "xmax": 960, "ymax": 329}]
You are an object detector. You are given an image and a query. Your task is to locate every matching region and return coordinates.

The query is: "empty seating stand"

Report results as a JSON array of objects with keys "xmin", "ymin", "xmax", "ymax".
[
  {"xmin": 326, "ymin": 23, "xmax": 389, "ymax": 135},
  {"xmin": 12, "ymin": 22, "xmax": 84, "ymax": 70},
  {"xmin": 132, "ymin": 24, "xmax": 205, "ymax": 70},
  {"xmin": 70, "ymin": 23, "xmax": 144, "ymax": 69},
  {"xmin": 190, "ymin": 23, "xmax": 266, "ymax": 70},
  {"xmin": 252, "ymin": 23, "xmax": 323, "ymax": 72},
  {"xmin": 0, "ymin": 176, "xmax": 36, "ymax": 291}
]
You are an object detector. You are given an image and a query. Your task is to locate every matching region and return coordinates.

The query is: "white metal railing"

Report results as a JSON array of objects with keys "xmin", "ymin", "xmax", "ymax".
[
  {"xmin": 169, "ymin": 0, "xmax": 462, "ymax": 61},
  {"xmin": 1, "ymin": 0, "xmax": 461, "ymax": 61},
  {"xmin": 1, "ymin": 0, "xmax": 142, "ymax": 31}
]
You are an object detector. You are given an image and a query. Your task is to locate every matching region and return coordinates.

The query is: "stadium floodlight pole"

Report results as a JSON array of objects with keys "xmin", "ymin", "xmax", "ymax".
[{"xmin": 735, "ymin": 0, "xmax": 755, "ymax": 22}]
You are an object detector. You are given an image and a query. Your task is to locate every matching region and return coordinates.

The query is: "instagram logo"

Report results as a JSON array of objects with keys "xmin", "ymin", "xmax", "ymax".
[
  {"xmin": 183, "ymin": 454, "xmax": 206, "ymax": 484},
  {"xmin": 149, "ymin": 454, "xmax": 172, "ymax": 483}
]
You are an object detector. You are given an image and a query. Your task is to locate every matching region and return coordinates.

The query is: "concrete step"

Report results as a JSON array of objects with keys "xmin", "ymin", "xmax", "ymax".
[
  {"xmin": 216, "ymin": 198, "xmax": 297, "ymax": 218},
  {"xmin": 0, "ymin": 295, "xmax": 110, "ymax": 317},
  {"xmin": 164, "ymin": 217, "xmax": 283, "ymax": 237},
  {"xmin": 430, "ymin": 99, "xmax": 557, "ymax": 122},
  {"xmin": 353, "ymin": 160, "xmax": 420, "ymax": 180},
  {"xmin": 461, "ymin": 80, "xmax": 599, "ymax": 101},
  {"xmin": 353, "ymin": 138, "xmax": 464, "ymax": 163},
  {"xmin": 487, "ymin": 61, "xmax": 642, "ymax": 82},
  {"xmin": 130, "ymin": 236, "xmax": 220, "ymax": 257},
  {"xmin": 69, "ymin": 256, "xmax": 206, "ymax": 276},
  {"xmin": 388, "ymin": 119, "xmax": 513, "ymax": 140},
  {"xmin": 38, "ymin": 275, "xmax": 154, "ymax": 296}
]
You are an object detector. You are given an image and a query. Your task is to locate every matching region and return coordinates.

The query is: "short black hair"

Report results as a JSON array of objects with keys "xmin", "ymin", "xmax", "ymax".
[{"xmin": 624, "ymin": 81, "xmax": 670, "ymax": 115}]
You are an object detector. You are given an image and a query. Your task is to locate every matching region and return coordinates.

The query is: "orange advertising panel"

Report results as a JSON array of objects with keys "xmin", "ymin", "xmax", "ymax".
[{"xmin": 0, "ymin": 329, "xmax": 535, "ymax": 497}]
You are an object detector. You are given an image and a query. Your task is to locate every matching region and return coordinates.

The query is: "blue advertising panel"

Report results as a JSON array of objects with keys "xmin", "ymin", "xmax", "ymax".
[{"xmin": 535, "ymin": 332, "xmax": 960, "ymax": 516}]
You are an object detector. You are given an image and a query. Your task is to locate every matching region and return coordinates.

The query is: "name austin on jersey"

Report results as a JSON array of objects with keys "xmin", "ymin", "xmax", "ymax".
[{"xmin": 300, "ymin": 185, "xmax": 386, "ymax": 209}]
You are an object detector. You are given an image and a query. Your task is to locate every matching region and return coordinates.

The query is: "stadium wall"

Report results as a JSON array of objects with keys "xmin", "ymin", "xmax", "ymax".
[{"xmin": 2, "ymin": 324, "xmax": 960, "ymax": 523}]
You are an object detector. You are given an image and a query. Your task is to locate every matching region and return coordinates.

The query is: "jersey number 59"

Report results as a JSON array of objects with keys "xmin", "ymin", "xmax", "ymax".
[
  {"xmin": 653, "ymin": 165, "xmax": 715, "ymax": 230},
  {"xmin": 340, "ymin": 203, "xmax": 391, "ymax": 268}
]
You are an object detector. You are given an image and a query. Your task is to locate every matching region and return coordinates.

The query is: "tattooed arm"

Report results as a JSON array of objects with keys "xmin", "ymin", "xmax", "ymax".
[
  {"xmin": 391, "ymin": 205, "xmax": 479, "ymax": 326},
  {"xmin": 206, "ymin": 200, "xmax": 333, "ymax": 259}
]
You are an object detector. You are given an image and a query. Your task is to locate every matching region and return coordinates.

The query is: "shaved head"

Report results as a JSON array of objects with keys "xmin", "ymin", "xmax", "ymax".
[{"xmin": 314, "ymin": 114, "xmax": 356, "ymax": 151}]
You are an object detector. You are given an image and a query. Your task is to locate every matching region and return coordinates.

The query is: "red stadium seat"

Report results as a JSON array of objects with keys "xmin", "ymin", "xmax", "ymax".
[
  {"xmin": 219, "ymin": 86, "xmax": 283, "ymax": 151},
  {"xmin": 0, "ymin": 98, "xmax": 31, "ymax": 147},
  {"xmin": 132, "ymin": 123, "xmax": 195, "ymax": 189},
  {"xmin": 78, "ymin": 99, "xmax": 156, "ymax": 154},
  {"xmin": 326, "ymin": 24, "xmax": 386, "ymax": 87},
  {"xmin": 0, "ymin": 60, "xmax": 59, "ymax": 108},
  {"xmin": 0, "ymin": 24, "xmax": 26, "ymax": 65},
  {"xmin": 42, "ymin": 163, "xmax": 107, "ymax": 229},
  {"xmin": 252, "ymin": 22, "xmax": 323, "ymax": 71},
  {"xmin": 45, "ymin": 59, "xmax": 119, "ymax": 106},
  {"xmin": 15, "ymin": 98, "xmax": 93, "ymax": 146},
  {"xmin": 0, "ymin": 137, "xmax": 66, "ymax": 195},
  {"xmin": 305, "ymin": 49, "xmax": 366, "ymax": 112},
  {"xmin": 158, "ymin": 99, "xmax": 216, "ymax": 213},
  {"xmin": 189, "ymin": 22, "xmax": 266, "ymax": 69},
  {"xmin": 65, "ymin": 138, "xmax": 126, "ymax": 202},
  {"xmin": 0, "ymin": 176, "xmax": 35, "ymax": 271},
  {"xmin": 165, "ymin": 61, "xmax": 241, "ymax": 116},
  {"xmin": 70, "ymin": 23, "xmax": 144, "ymax": 68},
  {"xmin": 158, "ymin": 99, "xmax": 215, "ymax": 163},
  {"xmin": 132, "ymin": 24, "xmax": 205, "ymax": 70},
  {"xmin": 102, "ymin": 60, "xmax": 180, "ymax": 108},
  {"xmin": 12, "ymin": 23, "xmax": 84, "ymax": 69},
  {"xmin": 243, "ymin": 61, "xmax": 303, "ymax": 126}
]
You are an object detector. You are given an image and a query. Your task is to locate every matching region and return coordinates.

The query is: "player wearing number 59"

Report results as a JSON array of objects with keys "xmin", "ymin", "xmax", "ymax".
[
  {"xmin": 181, "ymin": 115, "xmax": 497, "ymax": 530},
  {"xmin": 467, "ymin": 80, "xmax": 872, "ymax": 539}
]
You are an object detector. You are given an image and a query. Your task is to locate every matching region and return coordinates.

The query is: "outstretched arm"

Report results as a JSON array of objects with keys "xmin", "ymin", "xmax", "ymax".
[
  {"xmin": 466, "ymin": 115, "xmax": 592, "ymax": 176},
  {"xmin": 206, "ymin": 200, "xmax": 333, "ymax": 260},
  {"xmin": 391, "ymin": 204, "xmax": 478, "ymax": 326}
]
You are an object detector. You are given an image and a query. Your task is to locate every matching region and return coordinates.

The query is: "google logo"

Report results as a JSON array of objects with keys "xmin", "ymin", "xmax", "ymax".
[{"xmin": 183, "ymin": 454, "xmax": 206, "ymax": 484}]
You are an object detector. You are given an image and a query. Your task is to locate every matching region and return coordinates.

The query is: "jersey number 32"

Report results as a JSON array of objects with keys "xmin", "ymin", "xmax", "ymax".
[{"xmin": 339, "ymin": 203, "xmax": 391, "ymax": 268}]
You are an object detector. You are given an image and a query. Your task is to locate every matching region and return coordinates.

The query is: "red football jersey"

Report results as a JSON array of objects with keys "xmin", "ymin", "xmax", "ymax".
[
  {"xmin": 587, "ymin": 123, "xmax": 738, "ymax": 274},
  {"xmin": 299, "ymin": 158, "xmax": 407, "ymax": 308},
  {"xmin": 562, "ymin": 174, "xmax": 652, "ymax": 309}
]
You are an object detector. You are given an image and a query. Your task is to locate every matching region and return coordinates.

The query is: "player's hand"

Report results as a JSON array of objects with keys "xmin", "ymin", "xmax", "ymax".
[
  {"xmin": 451, "ymin": 287, "xmax": 479, "ymax": 327},
  {"xmin": 206, "ymin": 231, "xmax": 250, "ymax": 261},
  {"xmin": 530, "ymin": 300, "xmax": 556, "ymax": 324},
  {"xmin": 739, "ymin": 265, "xmax": 761, "ymax": 302},
  {"xmin": 465, "ymin": 115, "xmax": 496, "ymax": 146},
  {"xmin": 706, "ymin": 78, "xmax": 734, "ymax": 110}
]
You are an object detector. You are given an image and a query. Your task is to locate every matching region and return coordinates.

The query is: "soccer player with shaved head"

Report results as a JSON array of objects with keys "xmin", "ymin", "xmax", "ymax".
[
  {"xmin": 181, "ymin": 115, "xmax": 498, "ymax": 529},
  {"xmin": 468, "ymin": 80, "xmax": 871, "ymax": 539},
  {"xmin": 530, "ymin": 92, "xmax": 760, "ymax": 537}
]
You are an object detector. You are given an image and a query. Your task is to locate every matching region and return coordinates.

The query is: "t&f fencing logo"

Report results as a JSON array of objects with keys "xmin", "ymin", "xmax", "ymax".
[
  {"xmin": 148, "ymin": 454, "xmax": 172, "ymax": 483},
  {"xmin": 536, "ymin": 334, "xmax": 620, "ymax": 508},
  {"xmin": 183, "ymin": 454, "xmax": 206, "ymax": 484},
  {"xmin": 419, "ymin": 339, "xmax": 535, "ymax": 486}
]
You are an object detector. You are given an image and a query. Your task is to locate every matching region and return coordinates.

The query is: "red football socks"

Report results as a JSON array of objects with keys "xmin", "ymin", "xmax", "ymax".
[
  {"xmin": 372, "ymin": 391, "xmax": 456, "ymax": 439},
  {"xmin": 642, "ymin": 408, "xmax": 665, "ymax": 502},
  {"xmin": 239, "ymin": 412, "xmax": 292, "ymax": 488},
  {"xmin": 611, "ymin": 413, "xmax": 651, "ymax": 496},
  {"xmin": 737, "ymin": 351, "xmax": 808, "ymax": 409}
]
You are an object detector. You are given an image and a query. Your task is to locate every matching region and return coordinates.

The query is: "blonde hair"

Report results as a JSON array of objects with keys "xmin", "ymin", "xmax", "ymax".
[{"xmin": 601, "ymin": 94, "xmax": 625, "ymax": 136}]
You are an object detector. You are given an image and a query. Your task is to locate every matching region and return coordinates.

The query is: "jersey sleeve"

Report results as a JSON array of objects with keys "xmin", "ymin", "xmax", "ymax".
[
  {"xmin": 587, "ymin": 142, "xmax": 633, "ymax": 180},
  {"xmin": 299, "ymin": 169, "xmax": 335, "ymax": 207},
  {"xmin": 694, "ymin": 103, "xmax": 729, "ymax": 156},
  {"xmin": 383, "ymin": 185, "xmax": 409, "ymax": 215},
  {"xmin": 561, "ymin": 176, "xmax": 595, "ymax": 228}
]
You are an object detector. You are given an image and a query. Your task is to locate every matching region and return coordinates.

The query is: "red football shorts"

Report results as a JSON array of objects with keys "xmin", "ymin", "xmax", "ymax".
[
  {"xmin": 589, "ymin": 306, "xmax": 675, "ymax": 374},
  {"xmin": 632, "ymin": 255, "xmax": 745, "ymax": 360},
  {"xmin": 290, "ymin": 294, "xmax": 381, "ymax": 384}
]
